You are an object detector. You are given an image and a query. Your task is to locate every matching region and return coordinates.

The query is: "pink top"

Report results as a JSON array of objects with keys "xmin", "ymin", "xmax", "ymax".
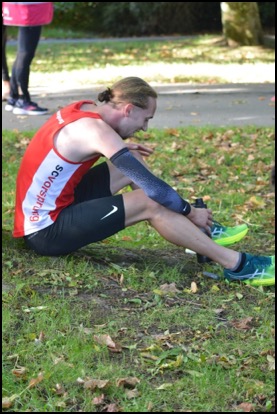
[{"xmin": 2, "ymin": 2, "xmax": 54, "ymax": 26}]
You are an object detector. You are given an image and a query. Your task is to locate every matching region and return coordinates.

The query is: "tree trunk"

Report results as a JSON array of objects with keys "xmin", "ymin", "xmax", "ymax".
[{"xmin": 220, "ymin": 2, "xmax": 263, "ymax": 46}]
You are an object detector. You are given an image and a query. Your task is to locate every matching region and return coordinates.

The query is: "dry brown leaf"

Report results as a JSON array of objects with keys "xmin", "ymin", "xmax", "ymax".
[
  {"xmin": 54, "ymin": 383, "xmax": 67, "ymax": 396},
  {"xmin": 94, "ymin": 334, "xmax": 116, "ymax": 348},
  {"xmin": 12, "ymin": 366, "xmax": 28, "ymax": 378},
  {"xmin": 116, "ymin": 377, "xmax": 140, "ymax": 389},
  {"xmin": 191, "ymin": 282, "xmax": 198, "ymax": 293},
  {"xmin": 28, "ymin": 372, "xmax": 44, "ymax": 389},
  {"xmin": 236, "ymin": 402, "xmax": 255, "ymax": 412},
  {"xmin": 230, "ymin": 317, "xmax": 253, "ymax": 330},
  {"xmin": 159, "ymin": 282, "xmax": 180, "ymax": 294},
  {"xmin": 84, "ymin": 379, "xmax": 110, "ymax": 390},
  {"xmin": 92, "ymin": 394, "xmax": 105, "ymax": 405},
  {"xmin": 165, "ymin": 128, "xmax": 180, "ymax": 137},
  {"xmin": 2, "ymin": 396, "xmax": 18, "ymax": 409},
  {"xmin": 267, "ymin": 355, "xmax": 275, "ymax": 371},
  {"xmin": 38, "ymin": 331, "xmax": 45, "ymax": 342},
  {"xmin": 125, "ymin": 388, "xmax": 140, "ymax": 399},
  {"xmin": 121, "ymin": 236, "xmax": 133, "ymax": 241},
  {"xmin": 104, "ymin": 403, "xmax": 121, "ymax": 412}
]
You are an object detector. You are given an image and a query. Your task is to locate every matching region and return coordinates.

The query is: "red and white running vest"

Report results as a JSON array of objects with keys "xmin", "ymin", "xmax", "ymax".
[
  {"xmin": 2, "ymin": 2, "xmax": 54, "ymax": 26},
  {"xmin": 13, "ymin": 101, "xmax": 102, "ymax": 238}
]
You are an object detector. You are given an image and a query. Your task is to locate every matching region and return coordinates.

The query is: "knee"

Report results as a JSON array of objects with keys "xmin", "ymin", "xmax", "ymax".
[
  {"xmin": 144, "ymin": 195, "xmax": 167, "ymax": 219},
  {"xmin": 17, "ymin": 50, "xmax": 35, "ymax": 66}
]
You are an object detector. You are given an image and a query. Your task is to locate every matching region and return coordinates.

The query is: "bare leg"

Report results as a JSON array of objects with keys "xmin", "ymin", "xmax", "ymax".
[
  {"xmin": 2, "ymin": 80, "xmax": 10, "ymax": 99},
  {"xmin": 121, "ymin": 189, "xmax": 239, "ymax": 270},
  {"xmin": 106, "ymin": 159, "xmax": 239, "ymax": 270}
]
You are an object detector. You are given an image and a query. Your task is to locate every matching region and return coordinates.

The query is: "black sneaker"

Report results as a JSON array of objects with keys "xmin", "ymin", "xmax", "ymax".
[
  {"xmin": 12, "ymin": 99, "xmax": 48, "ymax": 115},
  {"xmin": 5, "ymin": 97, "xmax": 17, "ymax": 111}
]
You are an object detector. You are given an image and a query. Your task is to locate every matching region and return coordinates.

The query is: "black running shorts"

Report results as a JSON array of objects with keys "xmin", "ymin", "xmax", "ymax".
[{"xmin": 24, "ymin": 162, "xmax": 125, "ymax": 256}]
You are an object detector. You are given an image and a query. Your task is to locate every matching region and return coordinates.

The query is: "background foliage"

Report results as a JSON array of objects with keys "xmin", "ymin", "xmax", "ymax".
[{"xmin": 52, "ymin": 2, "xmax": 275, "ymax": 36}]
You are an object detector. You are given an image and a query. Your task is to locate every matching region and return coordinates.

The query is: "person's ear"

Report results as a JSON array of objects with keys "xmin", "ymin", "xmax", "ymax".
[{"xmin": 124, "ymin": 103, "xmax": 134, "ymax": 117}]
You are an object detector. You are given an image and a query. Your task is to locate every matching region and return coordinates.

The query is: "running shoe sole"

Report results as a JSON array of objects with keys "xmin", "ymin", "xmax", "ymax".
[
  {"xmin": 213, "ymin": 227, "xmax": 249, "ymax": 246},
  {"xmin": 242, "ymin": 277, "xmax": 275, "ymax": 287},
  {"xmin": 13, "ymin": 108, "xmax": 48, "ymax": 115},
  {"xmin": 5, "ymin": 104, "xmax": 15, "ymax": 111}
]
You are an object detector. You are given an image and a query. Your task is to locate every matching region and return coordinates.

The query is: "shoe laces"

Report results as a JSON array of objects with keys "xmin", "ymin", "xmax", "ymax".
[
  {"xmin": 211, "ymin": 220, "xmax": 227, "ymax": 236},
  {"xmin": 246, "ymin": 256, "xmax": 272, "ymax": 278}
]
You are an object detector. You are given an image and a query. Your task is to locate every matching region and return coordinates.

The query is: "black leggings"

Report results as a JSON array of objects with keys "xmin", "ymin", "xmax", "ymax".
[
  {"xmin": 24, "ymin": 163, "xmax": 126, "ymax": 256},
  {"xmin": 2, "ymin": 22, "xmax": 10, "ymax": 81},
  {"xmin": 9, "ymin": 25, "xmax": 41, "ymax": 102}
]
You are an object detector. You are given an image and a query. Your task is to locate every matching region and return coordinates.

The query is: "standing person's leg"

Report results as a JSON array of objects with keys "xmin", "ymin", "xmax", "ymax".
[
  {"xmin": 5, "ymin": 26, "xmax": 48, "ymax": 115},
  {"xmin": 2, "ymin": 22, "xmax": 10, "ymax": 100},
  {"xmin": 10, "ymin": 26, "xmax": 48, "ymax": 115},
  {"xmin": 12, "ymin": 26, "xmax": 41, "ymax": 102}
]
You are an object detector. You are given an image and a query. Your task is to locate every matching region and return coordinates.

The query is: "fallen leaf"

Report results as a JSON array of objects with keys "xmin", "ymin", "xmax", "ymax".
[
  {"xmin": 54, "ymin": 383, "xmax": 67, "ymax": 396},
  {"xmin": 104, "ymin": 403, "xmax": 121, "ymax": 412},
  {"xmin": 159, "ymin": 282, "xmax": 180, "ymax": 294},
  {"xmin": 2, "ymin": 395, "xmax": 19, "ymax": 409},
  {"xmin": 94, "ymin": 334, "xmax": 116, "ymax": 348},
  {"xmin": 230, "ymin": 317, "xmax": 253, "ymax": 330},
  {"xmin": 23, "ymin": 306, "xmax": 48, "ymax": 313},
  {"xmin": 12, "ymin": 366, "xmax": 28, "ymax": 378},
  {"xmin": 125, "ymin": 389, "xmax": 140, "ymax": 399},
  {"xmin": 116, "ymin": 377, "xmax": 140, "ymax": 389},
  {"xmin": 236, "ymin": 402, "xmax": 254, "ymax": 412},
  {"xmin": 235, "ymin": 293, "xmax": 244, "ymax": 300},
  {"xmin": 28, "ymin": 372, "xmax": 44, "ymax": 389},
  {"xmin": 84, "ymin": 379, "xmax": 110, "ymax": 390},
  {"xmin": 93, "ymin": 333, "xmax": 123, "ymax": 352},
  {"xmin": 156, "ymin": 383, "xmax": 173, "ymax": 390},
  {"xmin": 92, "ymin": 394, "xmax": 105, "ymax": 405},
  {"xmin": 267, "ymin": 355, "xmax": 275, "ymax": 371}
]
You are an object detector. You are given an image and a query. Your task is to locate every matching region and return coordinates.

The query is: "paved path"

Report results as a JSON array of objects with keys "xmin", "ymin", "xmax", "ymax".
[
  {"xmin": 2, "ymin": 83, "xmax": 275, "ymax": 131},
  {"xmin": 3, "ymin": 34, "xmax": 275, "ymax": 130}
]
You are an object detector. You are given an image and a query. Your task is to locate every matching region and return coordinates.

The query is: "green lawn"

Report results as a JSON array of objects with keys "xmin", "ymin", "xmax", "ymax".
[
  {"xmin": 5, "ymin": 32, "xmax": 275, "ymax": 85},
  {"xmin": 2, "ymin": 126, "xmax": 275, "ymax": 412}
]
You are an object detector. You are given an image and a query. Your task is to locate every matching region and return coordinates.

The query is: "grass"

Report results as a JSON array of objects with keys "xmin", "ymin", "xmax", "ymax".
[
  {"xmin": 5, "ymin": 31, "xmax": 275, "ymax": 84},
  {"xmin": 2, "ymin": 126, "xmax": 275, "ymax": 412}
]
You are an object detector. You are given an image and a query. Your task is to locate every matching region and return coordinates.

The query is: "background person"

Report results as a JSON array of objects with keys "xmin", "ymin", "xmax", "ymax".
[
  {"xmin": 2, "ymin": 1, "xmax": 53, "ymax": 115},
  {"xmin": 2, "ymin": 18, "xmax": 10, "ymax": 100}
]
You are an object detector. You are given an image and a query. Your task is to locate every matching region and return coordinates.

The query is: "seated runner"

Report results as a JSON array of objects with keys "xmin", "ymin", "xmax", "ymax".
[{"xmin": 13, "ymin": 77, "xmax": 275, "ymax": 287}]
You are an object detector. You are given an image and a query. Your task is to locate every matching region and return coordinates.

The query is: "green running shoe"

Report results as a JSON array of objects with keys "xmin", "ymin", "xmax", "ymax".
[
  {"xmin": 211, "ymin": 221, "xmax": 248, "ymax": 246},
  {"xmin": 224, "ymin": 254, "xmax": 275, "ymax": 286}
]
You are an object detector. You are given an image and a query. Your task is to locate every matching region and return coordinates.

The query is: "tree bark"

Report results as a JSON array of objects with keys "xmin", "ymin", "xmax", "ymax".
[{"xmin": 221, "ymin": 2, "xmax": 263, "ymax": 46}]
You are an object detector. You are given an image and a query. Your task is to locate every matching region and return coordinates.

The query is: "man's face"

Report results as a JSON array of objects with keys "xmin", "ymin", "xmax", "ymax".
[{"xmin": 118, "ymin": 97, "xmax": 157, "ymax": 139}]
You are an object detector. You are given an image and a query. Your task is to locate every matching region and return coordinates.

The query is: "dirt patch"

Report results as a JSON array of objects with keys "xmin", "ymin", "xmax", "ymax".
[{"xmin": 74, "ymin": 245, "xmax": 192, "ymax": 270}]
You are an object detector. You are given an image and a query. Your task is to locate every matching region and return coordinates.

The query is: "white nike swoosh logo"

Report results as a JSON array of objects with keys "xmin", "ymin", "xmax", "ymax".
[{"xmin": 101, "ymin": 205, "xmax": 118, "ymax": 220}]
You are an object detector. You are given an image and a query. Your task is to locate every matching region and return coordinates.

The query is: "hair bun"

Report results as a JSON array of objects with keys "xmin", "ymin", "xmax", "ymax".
[{"xmin": 98, "ymin": 88, "xmax": 112, "ymax": 102}]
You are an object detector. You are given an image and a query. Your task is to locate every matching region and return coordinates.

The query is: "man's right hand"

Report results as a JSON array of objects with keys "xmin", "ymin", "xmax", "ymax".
[{"xmin": 187, "ymin": 205, "xmax": 213, "ymax": 235}]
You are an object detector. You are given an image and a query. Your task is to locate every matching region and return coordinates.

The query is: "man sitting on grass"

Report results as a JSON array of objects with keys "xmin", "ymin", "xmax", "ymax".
[{"xmin": 13, "ymin": 77, "xmax": 275, "ymax": 286}]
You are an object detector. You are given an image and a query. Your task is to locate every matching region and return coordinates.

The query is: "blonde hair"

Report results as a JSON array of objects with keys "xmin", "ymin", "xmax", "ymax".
[{"xmin": 98, "ymin": 77, "xmax": 157, "ymax": 109}]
